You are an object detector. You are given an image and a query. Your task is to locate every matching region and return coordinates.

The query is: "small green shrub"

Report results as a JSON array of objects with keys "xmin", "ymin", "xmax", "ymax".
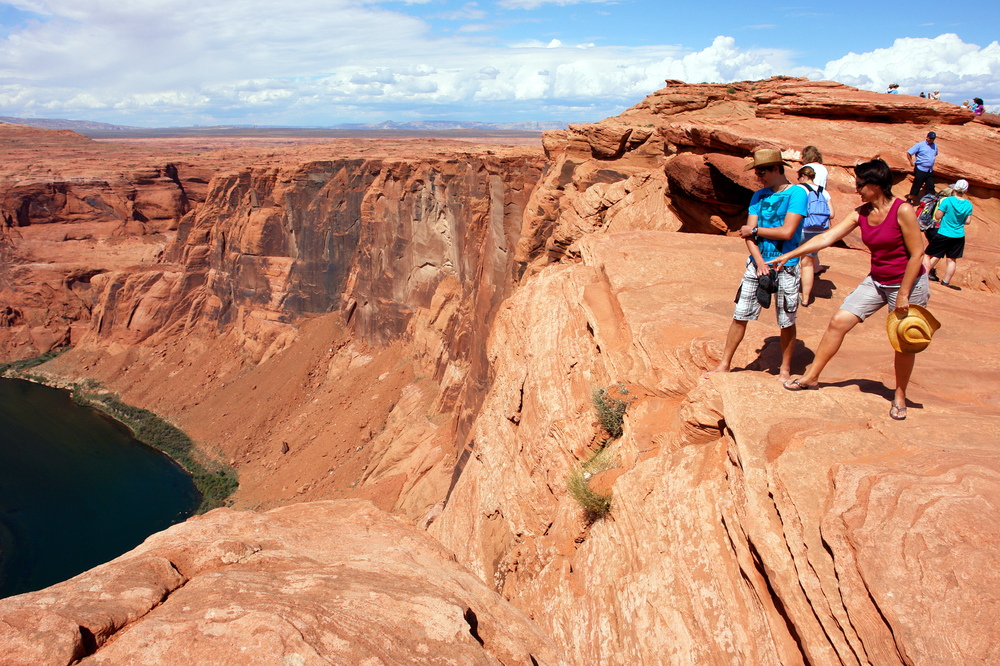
[
  {"xmin": 726, "ymin": 87, "xmax": 737, "ymax": 94},
  {"xmin": 566, "ymin": 445, "xmax": 619, "ymax": 519},
  {"xmin": 592, "ymin": 384, "xmax": 630, "ymax": 439}
]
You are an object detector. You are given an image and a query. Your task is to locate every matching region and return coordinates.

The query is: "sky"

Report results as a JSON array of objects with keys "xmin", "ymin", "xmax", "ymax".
[{"xmin": 0, "ymin": 0, "xmax": 997, "ymax": 127}]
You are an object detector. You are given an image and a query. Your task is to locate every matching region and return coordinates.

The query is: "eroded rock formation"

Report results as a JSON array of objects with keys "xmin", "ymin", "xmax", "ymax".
[
  {"xmin": 2, "ymin": 78, "xmax": 1000, "ymax": 664},
  {"xmin": 431, "ymin": 231, "xmax": 1000, "ymax": 665},
  {"xmin": 0, "ymin": 501, "xmax": 562, "ymax": 665}
]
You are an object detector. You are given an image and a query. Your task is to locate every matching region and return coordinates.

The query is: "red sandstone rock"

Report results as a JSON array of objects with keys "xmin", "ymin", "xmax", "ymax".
[
  {"xmin": 4, "ymin": 78, "xmax": 1000, "ymax": 666},
  {"xmin": 432, "ymin": 230, "xmax": 1000, "ymax": 665},
  {"xmin": 519, "ymin": 77, "xmax": 1000, "ymax": 272},
  {"xmin": 0, "ymin": 501, "xmax": 563, "ymax": 665},
  {"xmin": 626, "ymin": 78, "xmax": 973, "ymax": 125}
]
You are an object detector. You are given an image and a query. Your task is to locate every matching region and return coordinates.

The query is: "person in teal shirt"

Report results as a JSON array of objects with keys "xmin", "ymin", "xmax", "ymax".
[
  {"xmin": 705, "ymin": 148, "xmax": 807, "ymax": 382},
  {"xmin": 923, "ymin": 179, "xmax": 973, "ymax": 289}
]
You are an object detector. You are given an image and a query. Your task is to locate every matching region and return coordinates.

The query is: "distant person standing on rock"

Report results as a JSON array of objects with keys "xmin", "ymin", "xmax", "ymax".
[
  {"xmin": 887, "ymin": 83, "xmax": 900, "ymax": 94},
  {"xmin": 705, "ymin": 148, "xmax": 807, "ymax": 382},
  {"xmin": 923, "ymin": 179, "xmax": 973, "ymax": 290},
  {"xmin": 770, "ymin": 158, "xmax": 930, "ymax": 421},
  {"xmin": 930, "ymin": 90, "xmax": 941, "ymax": 100},
  {"xmin": 907, "ymin": 131, "xmax": 938, "ymax": 204}
]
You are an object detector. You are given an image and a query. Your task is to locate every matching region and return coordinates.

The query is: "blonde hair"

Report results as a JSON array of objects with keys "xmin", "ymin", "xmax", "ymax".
[{"xmin": 797, "ymin": 166, "xmax": 816, "ymax": 180}]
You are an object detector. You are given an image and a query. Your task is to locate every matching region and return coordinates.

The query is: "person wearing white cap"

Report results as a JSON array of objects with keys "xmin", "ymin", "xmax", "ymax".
[{"xmin": 923, "ymin": 179, "xmax": 973, "ymax": 289}]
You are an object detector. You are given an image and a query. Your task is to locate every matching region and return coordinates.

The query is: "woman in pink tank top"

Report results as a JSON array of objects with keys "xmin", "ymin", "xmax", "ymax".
[{"xmin": 770, "ymin": 158, "xmax": 930, "ymax": 420}]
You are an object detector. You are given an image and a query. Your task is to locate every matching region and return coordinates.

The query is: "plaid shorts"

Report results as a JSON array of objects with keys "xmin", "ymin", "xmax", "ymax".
[{"xmin": 733, "ymin": 262, "xmax": 800, "ymax": 329}]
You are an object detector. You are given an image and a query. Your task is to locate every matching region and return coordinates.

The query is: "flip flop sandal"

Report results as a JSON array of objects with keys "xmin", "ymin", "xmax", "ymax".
[
  {"xmin": 783, "ymin": 379, "xmax": 817, "ymax": 391},
  {"xmin": 889, "ymin": 404, "xmax": 907, "ymax": 420}
]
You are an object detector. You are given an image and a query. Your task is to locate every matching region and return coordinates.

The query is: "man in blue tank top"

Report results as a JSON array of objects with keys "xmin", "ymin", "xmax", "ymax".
[
  {"xmin": 907, "ymin": 131, "xmax": 938, "ymax": 204},
  {"xmin": 705, "ymin": 148, "xmax": 807, "ymax": 382}
]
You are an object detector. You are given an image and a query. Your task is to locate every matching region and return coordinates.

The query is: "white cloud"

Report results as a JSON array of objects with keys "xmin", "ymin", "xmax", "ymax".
[
  {"xmin": 457, "ymin": 23, "xmax": 492, "ymax": 33},
  {"xmin": 431, "ymin": 3, "xmax": 487, "ymax": 20},
  {"xmin": 0, "ymin": 3, "xmax": 793, "ymax": 125},
  {"xmin": 1, "ymin": 3, "xmax": 997, "ymax": 125},
  {"xmin": 822, "ymin": 34, "xmax": 1000, "ymax": 106},
  {"xmin": 496, "ymin": 0, "xmax": 612, "ymax": 9},
  {"xmin": 660, "ymin": 36, "xmax": 790, "ymax": 83}
]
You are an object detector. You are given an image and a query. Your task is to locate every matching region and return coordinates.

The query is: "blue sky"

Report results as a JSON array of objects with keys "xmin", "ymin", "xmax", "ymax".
[{"xmin": 0, "ymin": 0, "xmax": 997, "ymax": 127}]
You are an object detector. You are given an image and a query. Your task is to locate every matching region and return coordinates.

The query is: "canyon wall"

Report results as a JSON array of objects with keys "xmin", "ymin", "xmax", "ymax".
[{"xmin": 3, "ymin": 78, "xmax": 1000, "ymax": 664}]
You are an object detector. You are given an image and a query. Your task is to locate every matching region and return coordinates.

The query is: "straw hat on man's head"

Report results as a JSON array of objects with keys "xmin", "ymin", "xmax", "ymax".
[
  {"xmin": 744, "ymin": 148, "xmax": 790, "ymax": 171},
  {"xmin": 886, "ymin": 304, "xmax": 941, "ymax": 353}
]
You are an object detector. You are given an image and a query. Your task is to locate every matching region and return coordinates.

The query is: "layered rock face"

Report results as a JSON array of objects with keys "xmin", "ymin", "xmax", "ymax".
[
  {"xmin": 0, "ymin": 125, "xmax": 267, "ymax": 358},
  {"xmin": 3, "ymin": 130, "xmax": 545, "ymax": 520},
  {"xmin": 3, "ymin": 78, "xmax": 1000, "ymax": 664}
]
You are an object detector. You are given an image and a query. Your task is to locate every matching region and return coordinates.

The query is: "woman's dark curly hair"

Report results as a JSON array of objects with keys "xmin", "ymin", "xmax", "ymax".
[{"xmin": 854, "ymin": 158, "xmax": 894, "ymax": 199}]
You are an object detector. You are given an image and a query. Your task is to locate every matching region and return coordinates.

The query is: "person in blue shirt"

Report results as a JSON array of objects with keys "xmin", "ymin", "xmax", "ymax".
[
  {"xmin": 705, "ymin": 148, "xmax": 807, "ymax": 382},
  {"xmin": 907, "ymin": 131, "xmax": 938, "ymax": 204},
  {"xmin": 923, "ymin": 179, "xmax": 974, "ymax": 290}
]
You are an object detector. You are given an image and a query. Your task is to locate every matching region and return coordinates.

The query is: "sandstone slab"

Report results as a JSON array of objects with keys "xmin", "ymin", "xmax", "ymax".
[{"xmin": 0, "ymin": 500, "xmax": 563, "ymax": 665}]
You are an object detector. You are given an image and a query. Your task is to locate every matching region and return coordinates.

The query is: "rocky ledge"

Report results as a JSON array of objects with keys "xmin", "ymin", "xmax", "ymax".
[{"xmin": 0, "ymin": 500, "xmax": 563, "ymax": 665}]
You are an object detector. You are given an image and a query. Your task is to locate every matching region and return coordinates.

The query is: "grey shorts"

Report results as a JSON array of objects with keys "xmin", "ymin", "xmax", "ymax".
[
  {"xmin": 841, "ymin": 273, "xmax": 930, "ymax": 322},
  {"xmin": 733, "ymin": 262, "xmax": 800, "ymax": 329}
]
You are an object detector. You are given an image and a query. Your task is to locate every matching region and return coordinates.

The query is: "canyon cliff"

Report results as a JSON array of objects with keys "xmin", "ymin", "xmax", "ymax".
[{"xmin": 2, "ymin": 77, "xmax": 999, "ymax": 664}]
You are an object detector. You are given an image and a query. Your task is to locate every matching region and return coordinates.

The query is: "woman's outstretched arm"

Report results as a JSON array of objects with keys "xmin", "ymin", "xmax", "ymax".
[{"xmin": 771, "ymin": 210, "xmax": 861, "ymax": 270}]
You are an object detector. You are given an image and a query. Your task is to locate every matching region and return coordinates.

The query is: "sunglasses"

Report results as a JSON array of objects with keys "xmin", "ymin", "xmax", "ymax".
[
  {"xmin": 754, "ymin": 167, "xmax": 773, "ymax": 176},
  {"xmin": 855, "ymin": 180, "xmax": 875, "ymax": 189}
]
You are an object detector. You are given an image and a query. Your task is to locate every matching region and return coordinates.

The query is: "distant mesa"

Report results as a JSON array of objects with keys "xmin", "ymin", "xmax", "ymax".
[
  {"xmin": 0, "ymin": 116, "xmax": 140, "ymax": 132},
  {"xmin": 327, "ymin": 120, "xmax": 568, "ymax": 131},
  {"xmin": 0, "ymin": 115, "xmax": 567, "ymax": 137}
]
